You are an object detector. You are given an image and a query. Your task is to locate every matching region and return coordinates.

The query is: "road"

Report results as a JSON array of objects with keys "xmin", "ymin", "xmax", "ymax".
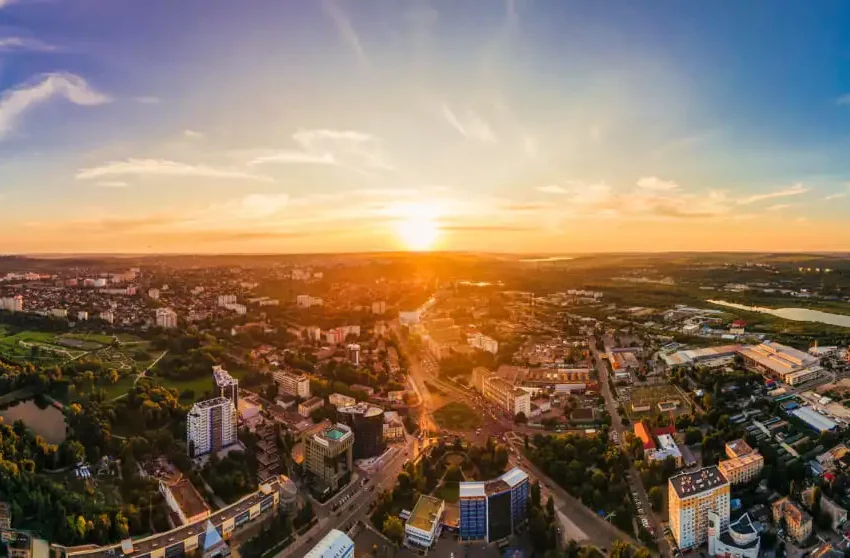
[{"xmin": 591, "ymin": 337, "xmax": 669, "ymax": 556}]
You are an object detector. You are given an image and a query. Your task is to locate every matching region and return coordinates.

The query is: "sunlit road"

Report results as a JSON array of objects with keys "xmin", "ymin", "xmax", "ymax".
[{"xmin": 591, "ymin": 337, "xmax": 669, "ymax": 556}]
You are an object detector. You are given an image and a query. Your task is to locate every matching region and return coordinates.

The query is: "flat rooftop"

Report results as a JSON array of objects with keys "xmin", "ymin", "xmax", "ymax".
[
  {"xmin": 407, "ymin": 495, "xmax": 444, "ymax": 532},
  {"xmin": 670, "ymin": 466, "xmax": 728, "ymax": 498},
  {"xmin": 792, "ymin": 406, "xmax": 838, "ymax": 432},
  {"xmin": 459, "ymin": 467, "xmax": 529, "ymax": 498},
  {"xmin": 739, "ymin": 341, "xmax": 818, "ymax": 374},
  {"xmin": 167, "ymin": 477, "xmax": 210, "ymax": 519},
  {"xmin": 726, "ymin": 439, "xmax": 753, "ymax": 457}
]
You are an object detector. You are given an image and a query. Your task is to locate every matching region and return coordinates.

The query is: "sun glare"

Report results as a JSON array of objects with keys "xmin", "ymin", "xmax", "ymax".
[{"xmin": 392, "ymin": 202, "xmax": 442, "ymax": 251}]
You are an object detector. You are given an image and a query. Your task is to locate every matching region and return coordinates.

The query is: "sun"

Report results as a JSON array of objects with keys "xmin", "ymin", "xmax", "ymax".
[{"xmin": 391, "ymin": 202, "xmax": 442, "ymax": 251}]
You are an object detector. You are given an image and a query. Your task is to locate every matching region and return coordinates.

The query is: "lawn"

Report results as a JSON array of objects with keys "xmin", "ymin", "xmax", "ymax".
[
  {"xmin": 432, "ymin": 401, "xmax": 482, "ymax": 430},
  {"xmin": 0, "ymin": 330, "xmax": 83, "ymax": 365},
  {"xmin": 147, "ymin": 367, "xmax": 252, "ymax": 401},
  {"xmin": 433, "ymin": 482, "xmax": 460, "ymax": 503},
  {"xmin": 100, "ymin": 375, "xmax": 138, "ymax": 400}
]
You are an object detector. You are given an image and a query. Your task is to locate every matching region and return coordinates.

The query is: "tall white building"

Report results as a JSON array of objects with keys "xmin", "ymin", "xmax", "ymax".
[
  {"xmin": 0, "ymin": 295, "xmax": 23, "ymax": 312},
  {"xmin": 155, "ymin": 307, "xmax": 178, "ymax": 328},
  {"xmin": 148, "ymin": 288, "xmax": 160, "ymax": 300},
  {"xmin": 346, "ymin": 344, "xmax": 361, "ymax": 366},
  {"xmin": 274, "ymin": 369, "xmax": 311, "ymax": 398},
  {"xmin": 187, "ymin": 397, "xmax": 238, "ymax": 457},
  {"xmin": 668, "ymin": 467, "xmax": 731, "ymax": 550},
  {"xmin": 217, "ymin": 294, "xmax": 237, "ymax": 307}
]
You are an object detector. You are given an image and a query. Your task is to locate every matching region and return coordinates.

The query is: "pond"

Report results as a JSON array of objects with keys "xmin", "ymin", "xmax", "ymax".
[
  {"xmin": 708, "ymin": 300, "xmax": 850, "ymax": 328},
  {"xmin": 0, "ymin": 396, "xmax": 67, "ymax": 444}
]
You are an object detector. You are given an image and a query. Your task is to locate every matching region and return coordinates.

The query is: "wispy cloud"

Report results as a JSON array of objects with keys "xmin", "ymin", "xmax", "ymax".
[
  {"xmin": 249, "ymin": 128, "xmax": 392, "ymax": 173},
  {"xmin": 536, "ymin": 185, "xmax": 567, "ymax": 194},
  {"xmin": 76, "ymin": 159, "xmax": 273, "ymax": 182},
  {"xmin": 766, "ymin": 203, "xmax": 792, "ymax": 212},
  {"xmin": 441, "ymin": 105, "xmax": 496, "ymax": 143},
  {"xmin": 836, "ymin": 94, "xmax": 850, "ymax": 106},
  {"xmin": 321, "ymin": 0, "xmax": 367, "ymax": 67},
  {"xmin": 133, "ymin": 96, "xmax": 160, "ymax": 105},
  {"xmin": 636, "ymin": 176, "xmax": 680, "ymax": 191},
  {"xmin": 0, "ymin": 36, "xmax": 59, "ymax": 52},
  {"xmin": 94, "ymin": 181, "xmax": 129, "ymax": 188},
  {"xmin": 183, "ymin": 129, "xmax": 205, "ymax": 140},
  {"xmin": 823, "ymin": 185, "xmax": 850, "ymax": 201},
  {"xmin": 736, "ymin": 183, "xmax": 809, "ymax": 205},
  {"xmin": 0, "ymin": 73, "xmax": 110, "ymax": 140}
]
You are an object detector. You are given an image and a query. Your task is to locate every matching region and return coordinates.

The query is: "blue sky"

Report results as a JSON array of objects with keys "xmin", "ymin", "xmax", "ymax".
[{"xmin": 1, "ymin": 0, "xmax": 850, "ymax": 253}]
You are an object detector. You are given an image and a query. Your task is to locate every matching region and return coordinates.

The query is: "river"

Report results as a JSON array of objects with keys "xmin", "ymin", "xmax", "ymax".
[
  {"xmin": 0, "ymin": 396, "xmax": 67, "ymax": 444},
  {"xmin": 707, "ymin": 300, "xmax": 850, "ymax": 328}
]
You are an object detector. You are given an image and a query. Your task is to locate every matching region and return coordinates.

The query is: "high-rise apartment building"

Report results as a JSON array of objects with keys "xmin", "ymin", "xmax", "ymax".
[
  {"xmin": 459, "ymin": 467, "xmax": 529, "ymax": 543},
  {"xmin": 668, "ymin": 467, "xmax": 730, "ymax": 550},
  {"xmin": 274, "ymin": 369, "xmax": 311, "ymax": 398},
  {"xmin": 346, "ymin": 343, "xmax": 361, "ymax": 366},
  {"xmin": 213, "ymin": 365, "xmax": 239, "ymax": 409},
  {"xmin": 187, "ymin": 397, "xmax": 237, "ymax": 457},
  {"xmin": 305, "ymin": 423, "xmax": 354, "ymax": 493},
  {"xmin": 155, "ymin": 307, "xmax": 178, "ymax": 328}
]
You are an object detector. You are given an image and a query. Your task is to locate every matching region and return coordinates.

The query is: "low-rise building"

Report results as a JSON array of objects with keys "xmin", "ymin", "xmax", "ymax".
[
  {"xmin": 648, "ymin": 433, "xmax": 683, "ymax": 467},
  {"xmin": 802, "ymin": 488, "xmax": 848, "ymax": 531},
  {"xmin": 772, "ymin": 497, "xmax": 813, "ymax": 544},
  {"xmin": 708, "ymin": 511, "xmax": 760, "ymax": 558},
  {"xmin": 298, "ymin": 396, "xmax": 325, "ymax": 418},
  {"xmin": 274, "ymin": 370, "xmax": 311, "ymax": 399},
  {"xmin": 159, "ymin": 476, "xmax": 211, "ymax": 526},
  {"xmin": 725, "ymin": 439, "xmax": 754, "ymax": 459},
  {"xmin": 305, "ymin": 529, "xmax": 354, "ymax": 558},
  {"xmin": 718, "ymin": 452, "xmax": 764, "ymax": 485},
  {"xmin": 404, "ymin": 495, "xmax": 445, "ymax": 550},
  {"xmin": 329, "ymin": 393, "xmax": 357, "ymax": 408},
  {"xmin": 481, "ymin": 374, "xmax": 530, "ymax": 418}
]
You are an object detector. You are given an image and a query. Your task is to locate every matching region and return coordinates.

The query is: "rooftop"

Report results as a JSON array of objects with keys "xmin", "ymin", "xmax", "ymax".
[
  {"xmin": 791, "ymin": 406, "xmax": 838, "ymax": 432},
  {"xmin": 407, "ymin": 495, "xmax": 444, "ymax": 532},
  {"xmin": 191, "ymin": 396, "xmax": 231, "ymax": 411},
  {"xmin": 338, "ymin": 401, "xmax": 384, "ymax": 418},
  {"xmin": 300, "ymin": 396, "xmax": 324, "ymax": 407},
  {"xmin": 305, "ymin": 529, "xmax": 354, "ymax": 558},
  {"xmin": 459, "ymin": 467, "xmax": 529, "ymax": 498},
  {"xmin": 739, "ymin": 341, "xmax": 819, "ymax": 374},
  {"xmin": 669, "ymin": 466, "xmax": 728, "ymax": 498},
  {"xmin": 212, "ymin": 365, "xmax": 238, "ymax": 388},
  {"xmin": 165, "ymin": 477, "xmax": 210, "ymax": 519},
  {"xmin": 726, "ymin": 439, "xmax": 754, "ymax": 458}
]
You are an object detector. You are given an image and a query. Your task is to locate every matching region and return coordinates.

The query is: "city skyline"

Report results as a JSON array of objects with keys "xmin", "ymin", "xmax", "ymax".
[{"xmin": 2, "ymin": 1, "xmax": 850, "ymax": 253}]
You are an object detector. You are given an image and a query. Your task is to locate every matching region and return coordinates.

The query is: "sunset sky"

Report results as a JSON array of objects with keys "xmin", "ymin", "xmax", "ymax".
[{"xmin": 2, "ymin": 1, "xmax": 850, "ymax": 253}]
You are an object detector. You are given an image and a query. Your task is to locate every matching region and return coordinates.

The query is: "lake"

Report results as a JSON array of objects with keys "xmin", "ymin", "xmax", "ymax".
[
  {"xmin": 708, "ymin": 300, "xmax": 850, "ymax": 328},
  {"xmin": 0, "ymin": 397, "xmax": 67, "ymax": 444}
]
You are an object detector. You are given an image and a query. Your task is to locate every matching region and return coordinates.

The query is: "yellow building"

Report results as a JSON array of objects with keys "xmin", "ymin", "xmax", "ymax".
[
  {"xmin": 772, "ymin": 497, "xmax": 812, "ymax": 544},
  {"xmin": 725, "ymin": 439, "xmax": 754, "ymax": 459},
  {"xmin": 718, "ymin": 452, "xmax": 764, "ymax": 485},
  {"xmin": 668, "ymin": 467, "xmax": 731, "ymax": 550}
]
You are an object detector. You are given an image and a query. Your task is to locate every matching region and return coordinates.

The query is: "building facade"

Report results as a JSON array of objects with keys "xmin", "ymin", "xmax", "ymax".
[
  {"xmin": 298, "ymin": 396, "xmax": 325, "ymax": 418},
  {"xmin": 459, "ymin": 468, "xmax": 529, "ymax": 542},
  {"xmin": 275, "ymin": 370, "xmax": 311, "ymax": 399},
  {"xmin": 707, "ymin": 511, "xmax": 760, "ymax": 558},
  {"xmin": 155, "ymin": 307, "xmax": 178, "ymax": 328},
  {"xmin": 213, "ymin": 366, "xmax": 239, "ymax": 409},
  {"xmin": 337, "ymin": 403, "xmax": 386, "ymax": 459},
  {"xmin": 187, "ymin": 397, "xmax": 237, "ymax": 457},
  {"xmin": 668, "ymin": 467, "xmax": 731, "ymax": 550},
  {"xmin": 481, "ymin": 375, "xmax": 531, "ymax": 418},
  {"xmin": 772, "ymin": 497, "xmax": 813, "ymax": 544},
  {"xmin": 404, "ymin": 495, "xmax": 445, "ymax": 550},
  {"xmin": 329, "ymin": 393, "xmax": 356, "ymax": 408},
  {"xmin": 717, "ymin": 452, "xmax": 764, "ymax": 485}
]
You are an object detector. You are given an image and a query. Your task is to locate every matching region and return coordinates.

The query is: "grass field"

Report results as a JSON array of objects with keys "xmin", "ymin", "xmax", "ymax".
[
  {"xmin": 148, "ymin": 367, "xmax": 252, "ymax": 400},
  {"xmin": 0, "ymin": 329, "xmax": 85, "ymax": 365},
  {"xmin": 434, "ymin": 482, "xmax": 460, "ymax": 503},
  {"xmin": 432, "ymin": 401, "xmax": 482, "ymax": 430},
  {"xmin": 627, "ymin": 384, "xmax": 689, "ymax": 419}
]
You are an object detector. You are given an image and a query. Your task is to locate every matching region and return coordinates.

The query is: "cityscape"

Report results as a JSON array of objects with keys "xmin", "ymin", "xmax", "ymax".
[{"xmin": 3, "ymin": 2, "xmax": 850, "ymax": 558}]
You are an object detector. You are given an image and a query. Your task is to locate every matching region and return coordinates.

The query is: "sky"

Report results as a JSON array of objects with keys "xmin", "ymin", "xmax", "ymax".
[{"xmin": 2, "ymin": 0, "xmax": 850, "ymax": 254}]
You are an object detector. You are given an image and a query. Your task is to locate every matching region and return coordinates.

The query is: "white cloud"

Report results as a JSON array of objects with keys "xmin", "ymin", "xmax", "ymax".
[
  {"xmin": 94, "ymin": 181, "xmax": 129, "ymax": 188},
  {"xmin": 536, "ymin": 185, "xmax": 567, "ymax": 194},
  {"xmin": 637, "ymin": 176, "xmax": 680, "ymax": 191},
  {"xmin": 0, "ymin": 37, "xmax": 58, "ymax": 52},
  {"xmin": 321, "ymin": 0, "xmax": 367, "ymax": 67},
  {"xmin": 76, "ymin": 159, "xmax": 273, "ymax": 182},
  {"xmin": 0, "ymin": 73, "xmax": 111, "ymax": 139},
  {"xmin": 441, "ymin": 105, "xmax": 496, "ymax": 143},
  {"xmin": 824, "ymin": 192, "xmax": 847, "ymax": 201},
  {"xmin": 736, "ymin": 183, "xmax": 809, "ymax": 205},
  {"xmin": 249, "ymin": 128, "xmax": 392, "ymax": 173},
  {"xmin": 240, "ymin": 194, "xmax": 290, "ymax": 218},
  {"xmin": 837, "ymin": 94, "xmax": 850, "ymax": 106},
  {"xmin": 183, "ymin": 129, "xmax": 205, "ymax": 140},
  {"xmin": 766, "ymin": 203, "xmax": 792, "ymax": 212},
  {"xmin": 134, "ymin": 96, "xmax": 161, "ymax": 104}
]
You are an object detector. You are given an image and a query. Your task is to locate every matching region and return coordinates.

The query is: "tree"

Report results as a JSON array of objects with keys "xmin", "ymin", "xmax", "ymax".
[
  {"xmin": 515, "ymin": 412, "xmax": 528, "ymax": 424},
  {"xmin": 648, "ymin": 486, "xmax": 663, "ymax": 511},
  {"xmin": 382, "ymin": 516, "xmax": 404, "ymax": 544}
]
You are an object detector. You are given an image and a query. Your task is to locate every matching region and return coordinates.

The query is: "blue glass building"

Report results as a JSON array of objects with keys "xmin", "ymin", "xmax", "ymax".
[{"xmin": 459, "ymin": 467, "xmax": 530, "ymax": 543}]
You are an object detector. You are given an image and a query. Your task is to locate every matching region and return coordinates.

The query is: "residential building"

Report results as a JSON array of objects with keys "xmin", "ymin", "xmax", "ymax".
[
  {"xmin": 707, "ymin": 511, "xmax": 760, "ymax": 558},
  {"xmin": 77, "ymin": 311, "xmax": 88, "ymax": 321},
  {"xmin": 275, "ymin": 370, "xmax": 311, "ymax": 399},
  {"xmin": 725, "ymin": 439, "xmax": 754, "ymax": 459},
  {"xmin": 99, "ymin": 310, "xmax": 114, "ymax": 324},
  {"xmin": 155, "ymin": 307, "xmax": 178, "ymax": 329},
  {"xmin": 405, "ymin": 495, "xmax": 445, "ymax": 550},
  {"xmin": 298, "ymin": 396, "xmax": 325, "ymax": 418},
  {"xmin": 648, "ymin": 433, "xmax": 683, "ymax": 467},
  {"xmin": 803, "ymin": 488, "xmax": 847, "ymax": 531},
  {"xmin": 305, "ymin": 423, "xmax": 354, "ymax": 493},
  {"xmin": 398, "ymin": 310, "xmax": 420, "ymax": 326},
  {"xmin": 337, "ymin": 402, "xmax": 385, "ymax": 459},
  {"xmin": 305, "ymin": 529, "xmax": 354, "ymax": 558},
  {"xmin": 0, "ymin": 295, "xmax": 24, "ymax": 312},
  {"xmin": 459, "ymin": 467, "xmax": 530, "ymax": 543},
  {"xmin": 187, "ymin": 397, "xmax": 237, "ymax": 457},
  {"xmin": 213, "ymin": 365, "xmax": 238, "ymax": 409},
  {"xmin": 329, "ymin": 393, "xmax": 356, "ymax": 408},
  {"xmin": 159, "ymin": 476, "xmax": 211, "ymax": 526},
  {"xmin": 346, "ymin": 343, "xmax": 360, "ymax": 366},
  {"xmin": 372, "ymin": 301, "xmax": 386, "ymax": 315},
  {"xmin": 772, "ymin": 497, "xmax": 812, "ymax": 544},
  {"xmin": 668, "ymin": 467, "xmax": 731, "ymax": 550},
  {"xmin": 718, "ymin": 452, "xmax": 764, "ymax": 485},
  {"xmin": 148, "ymin": 288, "xmax": 160, "ymax": 300},
  {"xmin": 738, "ymin": 341, "xmax": 822, "ymax": 385},
  {"xmin": 296, "ymin": 295, "xmax": 324, "ymax": 308},
  {"xmin": 468, "ymin": 332, "xmax": 499, "ymax": 354},
  {"xmin": 383, "ymin": 411, "xmax": 405, "ymax": 442},
  {"xmin": 217, "ymin": 294, "xmax": 237, "ymax": 307},
  {"xmin": 482, "ymin": 375, "xmax": 530, "ymax": 418}
]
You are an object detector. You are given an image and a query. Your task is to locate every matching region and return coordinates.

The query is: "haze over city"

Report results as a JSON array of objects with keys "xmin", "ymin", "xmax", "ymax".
[{"xmin": 1, "ymin": 1, "xmax": 850, "ymax": 253}]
